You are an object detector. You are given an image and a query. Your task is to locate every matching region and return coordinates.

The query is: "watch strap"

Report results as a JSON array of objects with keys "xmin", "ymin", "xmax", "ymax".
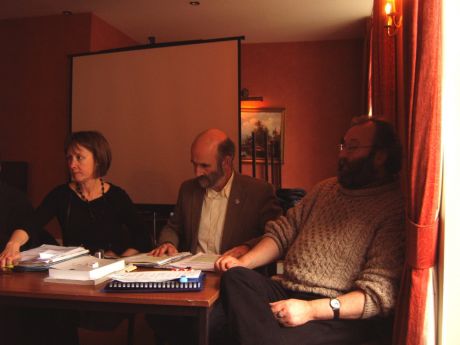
[{"xmin": 330, "ymin": 298, "xmax": 340, "ymax": 319}]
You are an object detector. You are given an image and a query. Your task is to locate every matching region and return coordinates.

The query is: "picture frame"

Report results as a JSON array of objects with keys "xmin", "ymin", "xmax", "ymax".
[{"xmin": 240, "ymin": 108, "xmax": 285, "ymax": 163}]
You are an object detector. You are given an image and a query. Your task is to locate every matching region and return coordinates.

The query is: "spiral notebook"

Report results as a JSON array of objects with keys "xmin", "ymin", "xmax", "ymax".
[{"xmin": 103, "ymin": 271, "xmax": 206, "ymax": 293}]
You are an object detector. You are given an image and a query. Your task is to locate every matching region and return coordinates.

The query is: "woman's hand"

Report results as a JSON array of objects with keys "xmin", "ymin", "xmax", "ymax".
[
  {"xmin": 0, "ymin": 241, "xmax": 21, "ymax": 268},
  {"xmin": 0, "ymin": 229, "xmax": 29, "ymax": 269}
]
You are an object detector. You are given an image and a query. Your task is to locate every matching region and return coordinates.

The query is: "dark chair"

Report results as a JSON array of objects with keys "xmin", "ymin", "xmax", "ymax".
[
  {"xmin": 118, "ymin": 204, "xmax": 175, "ymax": 345},
  {"xmin": 276, "ymin": 188, "xmax": 306, "ymax": 214},
  {"xmin": 135, "ymin": 204, "xmax": 175, "ymax": 247}
]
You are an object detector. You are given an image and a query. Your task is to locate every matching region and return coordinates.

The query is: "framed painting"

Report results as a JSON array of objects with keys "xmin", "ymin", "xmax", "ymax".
[{"xmin": 241, "ymin": 108, "xmax": 285, "ymax": 163}]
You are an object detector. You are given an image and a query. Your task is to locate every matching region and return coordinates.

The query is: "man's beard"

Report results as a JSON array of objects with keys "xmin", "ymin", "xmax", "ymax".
[
  {"xmin": 337, "ymin": 153, "xmax": 378, "ymax": 189},
  {"xmin": 197, "ymin": 162, "xmax": 225, "ymax": 189}
]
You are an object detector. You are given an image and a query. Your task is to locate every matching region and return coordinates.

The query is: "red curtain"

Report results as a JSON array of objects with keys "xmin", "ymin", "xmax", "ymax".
[{"xmin": 370, "ymin": 0, "xmax": 442, "ymax": 344}]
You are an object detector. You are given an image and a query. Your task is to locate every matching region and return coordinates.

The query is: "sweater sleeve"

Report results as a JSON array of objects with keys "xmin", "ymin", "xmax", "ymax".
[
  {"xmin": 354, "ymin": 204, "xmax": 405, "ymax": 318},
  {"xmin": 264, "ymin": 181, "xmax": 322, "ymax": 254}
]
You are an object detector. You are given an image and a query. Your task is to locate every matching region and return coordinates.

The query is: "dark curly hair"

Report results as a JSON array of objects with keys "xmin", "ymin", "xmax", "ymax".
[{"xmin": 351, "ymin": 116, "xmax": 402, "ymax": 175}]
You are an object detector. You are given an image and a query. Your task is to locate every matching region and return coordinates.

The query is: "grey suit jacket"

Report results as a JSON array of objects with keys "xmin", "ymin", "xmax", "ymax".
[{"xmin": 158, "ymin": 173, "xmax": 282, "ymax": 254}]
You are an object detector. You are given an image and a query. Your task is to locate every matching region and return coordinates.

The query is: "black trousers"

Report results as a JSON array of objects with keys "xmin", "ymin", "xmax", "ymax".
[{"xmin": 220, "ymin": 267, "xmax": 389, "ymax": 345}]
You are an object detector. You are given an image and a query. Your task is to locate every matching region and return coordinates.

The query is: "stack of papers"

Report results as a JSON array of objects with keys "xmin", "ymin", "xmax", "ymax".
[
  {"xmin": 124, "ymin": 252, "xmax": 192, "ymax": 267},
  {"xmin": 124, "ymin": 252, "xmax": 219, "ymax": 271},
  {"xmin": 167, "ymin": 253, "xmax": 220, "ymax": 271},
  {"xmin": 15, "ymin": 244, "xmax": 89, "ymax": 271}
]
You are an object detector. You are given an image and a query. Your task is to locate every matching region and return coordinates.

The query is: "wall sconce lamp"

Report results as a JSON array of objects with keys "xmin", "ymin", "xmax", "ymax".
[
  {"xmin": 384, "ymin": 0, "xmax": 402, "ymax": 36},
  {"xmin": 241, "ymin": 88, "xmax": 263, "ymax": 102}
]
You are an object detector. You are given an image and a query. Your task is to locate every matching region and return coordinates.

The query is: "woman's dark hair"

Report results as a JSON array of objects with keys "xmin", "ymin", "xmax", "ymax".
[
  {"xmin": 351, "ymin": 116, "xmax": 402, "ymax": 175},
  {"xmin": 64, "ymin": 131, "xmax": 112, "ymax": 177}
]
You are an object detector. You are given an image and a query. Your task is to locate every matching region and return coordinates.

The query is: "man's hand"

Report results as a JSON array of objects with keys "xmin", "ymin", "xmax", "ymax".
[
  {"xmin": 149, "ymin": 243, "xmax": 178, "ymax": 256},
  {"xmin": 214, "ymin": 255, "xmax": 246, "ymax": 272},
  {"xmin": 270, "ymin": 299, "xmax": 315, "ymax": 327},
  {"xmin": 222, "ymin": 244, "xmax": 250, "ymax": 258}
]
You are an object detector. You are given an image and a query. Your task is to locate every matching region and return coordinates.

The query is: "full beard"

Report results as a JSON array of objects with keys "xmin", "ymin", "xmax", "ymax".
[
  {"xmin": 337, "ymin": 154, "xmax": 378, "ymax": 189},
  {"xmin": 197, "ymin": 165, "xmax": 225, "ymax": 189}
]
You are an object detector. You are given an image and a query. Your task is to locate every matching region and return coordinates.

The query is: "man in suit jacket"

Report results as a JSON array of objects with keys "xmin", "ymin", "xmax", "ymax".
[
  {"xmin": 147, "ymin": 129, "xmax": 282, "ymax": 345},
  {"xmin": 151, "ymin": 128, "xmax": 282, "ymax": 257}
]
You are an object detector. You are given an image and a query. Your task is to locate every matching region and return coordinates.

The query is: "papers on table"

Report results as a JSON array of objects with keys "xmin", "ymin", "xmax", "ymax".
[
  {"xmin": 110, "ymin": 270, "xmax": 202, "ymax": 283},
  {"xmin": 167, "ymin": 253, "xmax": 220, "ymax": 271},
  {"xmin": 15, "ymin": 245, "xmax": 89, "ymax": 271},
  {"xmin": 124, "ymin": 252, "xmax": 192, "ymax": 267}
]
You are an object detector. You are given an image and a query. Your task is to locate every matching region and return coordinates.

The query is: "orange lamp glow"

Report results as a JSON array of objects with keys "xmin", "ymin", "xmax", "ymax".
[{"xmin": 384, "ymin": 0, "xmax": 402, "ymax": 36}]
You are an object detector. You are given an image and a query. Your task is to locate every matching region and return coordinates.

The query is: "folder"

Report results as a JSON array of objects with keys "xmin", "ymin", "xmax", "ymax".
[{"xmin": 103, "ymin": 272, "xmax": 206, "ymax": 293}]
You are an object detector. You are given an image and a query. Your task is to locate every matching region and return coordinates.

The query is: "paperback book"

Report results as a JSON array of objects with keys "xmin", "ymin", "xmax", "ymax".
[{"xmin": 48, "ymin": 255, "xmax": 125, "ymax": 281}]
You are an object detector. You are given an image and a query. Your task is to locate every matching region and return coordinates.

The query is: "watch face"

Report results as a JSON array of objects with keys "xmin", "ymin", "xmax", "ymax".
[{"xmin": 330, "ymin": 299, "xmax": 340, "ymax": 309}]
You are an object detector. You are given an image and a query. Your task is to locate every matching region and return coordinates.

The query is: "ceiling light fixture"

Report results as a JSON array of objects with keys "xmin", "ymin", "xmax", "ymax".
[{"xmin": 190, "ymin": 1, "xmax": 200, "ymax": 6}]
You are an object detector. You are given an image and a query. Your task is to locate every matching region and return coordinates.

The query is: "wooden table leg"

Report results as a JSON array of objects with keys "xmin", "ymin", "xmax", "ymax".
[{"xmin": 198, "ymin": 307, "xmax": 210, "ymax": 345}]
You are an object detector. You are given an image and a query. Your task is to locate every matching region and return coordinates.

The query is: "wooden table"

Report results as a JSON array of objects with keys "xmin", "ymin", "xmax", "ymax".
[{"xmin": 0, "ymin": 270, "xmax": 220, "ymax": 345}]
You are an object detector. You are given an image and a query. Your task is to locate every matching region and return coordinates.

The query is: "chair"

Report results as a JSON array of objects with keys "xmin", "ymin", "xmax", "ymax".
[{"xmin": 276, "ymin": 188, "xmax": 306, "ymax": 214}]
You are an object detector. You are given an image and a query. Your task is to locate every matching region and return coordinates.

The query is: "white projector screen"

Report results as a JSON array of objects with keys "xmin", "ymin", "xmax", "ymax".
[{"xmin": 71, "ymin": 38, "xmax": 240, "ymax": 204}]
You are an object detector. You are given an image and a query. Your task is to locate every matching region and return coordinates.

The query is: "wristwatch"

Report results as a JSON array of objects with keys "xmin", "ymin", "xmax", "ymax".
[{"xmin": 329, "ymin": 298, "xmax": 341, "ymax": 319}]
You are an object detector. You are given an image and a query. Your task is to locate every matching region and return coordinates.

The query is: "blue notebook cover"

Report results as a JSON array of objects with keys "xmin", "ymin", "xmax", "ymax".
[{"xmin": 103, "ymin": 272, "xmax": 206, "ymax": 293}]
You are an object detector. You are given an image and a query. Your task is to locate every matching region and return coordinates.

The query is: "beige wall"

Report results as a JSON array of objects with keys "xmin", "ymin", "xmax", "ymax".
[
  {"xmin": 0, "ymin": 13, "xmax": 365, "ymax": 201},
  {"xmin": 241, "ymin": 40, "xmax": 365, "ymax": 191},
  {"xmin": 0, "ymin": 13, "xmax": 137, "ymax": 208}
]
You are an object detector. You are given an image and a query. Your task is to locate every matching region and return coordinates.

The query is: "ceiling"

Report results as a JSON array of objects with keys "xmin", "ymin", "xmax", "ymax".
[{"xmin": 1, "ymin": 0, "xmax": 374, "ymax": 44}]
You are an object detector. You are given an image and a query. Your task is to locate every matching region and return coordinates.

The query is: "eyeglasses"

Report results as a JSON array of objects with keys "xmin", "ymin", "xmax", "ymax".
[{"xmin": 338, "ymin": 143, "xmax": 374, "ymax": 152}]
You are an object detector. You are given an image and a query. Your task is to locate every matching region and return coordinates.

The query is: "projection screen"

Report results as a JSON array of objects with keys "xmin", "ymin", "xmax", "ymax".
[{"xmin": 71, "ymin": 38, "xmax": 241, "ymax": 204}]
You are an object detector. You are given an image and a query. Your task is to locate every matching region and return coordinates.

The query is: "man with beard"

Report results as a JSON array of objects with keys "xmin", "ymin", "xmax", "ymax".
[
  {"xmin": 150, "ymin": 128, "xmax": 282, "ymax": 257},
  {"xmin": 147, "ymin": 128, "xmax": 282, "ymax": 345},
  {"xmin": 215, "ymin": 117, "xmax": 405, "ymax": 345}
]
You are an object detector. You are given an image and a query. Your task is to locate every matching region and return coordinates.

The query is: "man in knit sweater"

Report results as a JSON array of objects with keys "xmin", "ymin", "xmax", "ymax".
[{"xmin": 215, "ymin": 117, "xmax": 405, "ymax": 345}]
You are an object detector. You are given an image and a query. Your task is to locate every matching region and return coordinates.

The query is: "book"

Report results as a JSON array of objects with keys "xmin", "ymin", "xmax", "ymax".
[
  {"xmin": 124, "ymin": 252, "xmax": 192, "ymax": 267},
  {"xmin": 43, "ymin": 264, "xmax": 137, "ymax": 286},
  {"xmin": 103, "ymin": 270, "xmax": 206, "ymax": 293},
  {"xmin": 48, "ymin": 256, "xmax": 125, "ymax": 281},
  {"xmin": 14, "ymin": 244, "xmax": 89, "ymax": 271}
]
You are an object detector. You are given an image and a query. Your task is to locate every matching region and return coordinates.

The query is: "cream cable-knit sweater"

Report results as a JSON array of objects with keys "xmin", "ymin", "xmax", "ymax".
[{"xmin": 265, "ymin": 177, "xmax": 405, "ymax": 319}]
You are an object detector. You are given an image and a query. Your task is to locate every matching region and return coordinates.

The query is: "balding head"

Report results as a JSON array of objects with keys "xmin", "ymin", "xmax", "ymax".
[{"xmin": 191, "ymin": 128, "xmax": 235, "ymax": 191}]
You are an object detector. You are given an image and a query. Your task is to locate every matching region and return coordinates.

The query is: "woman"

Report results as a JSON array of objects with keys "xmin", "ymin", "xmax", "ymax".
[
  {"xmin": 0, "ymin": 131, "xmax": 152, "ymax": 345},
  {"xmin": 1, "ymin": 131, "xmax": 151, "ymax": 262}
]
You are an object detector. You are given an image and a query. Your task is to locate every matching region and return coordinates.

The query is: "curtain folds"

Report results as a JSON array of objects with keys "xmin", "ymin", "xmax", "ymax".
[{"xmin": 369, "ymin": 0, "xmax": 442, "ymax": 344}]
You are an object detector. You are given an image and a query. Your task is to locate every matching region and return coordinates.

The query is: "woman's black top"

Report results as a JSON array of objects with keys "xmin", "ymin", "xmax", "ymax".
[{"xmin": 27, "ymin": 183, "xmax": 152, "ymax": 255}]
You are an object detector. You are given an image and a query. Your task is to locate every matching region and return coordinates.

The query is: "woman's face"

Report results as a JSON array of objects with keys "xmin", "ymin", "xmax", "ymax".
[{"xmin": 66, "ymin": 144, "xmax": 96, "ymax": 183}]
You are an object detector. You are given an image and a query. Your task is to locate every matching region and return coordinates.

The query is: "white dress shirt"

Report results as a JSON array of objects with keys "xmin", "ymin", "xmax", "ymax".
[{"xmin": 196, "ymin": 172, "xmax": 234, "ymax": 254}]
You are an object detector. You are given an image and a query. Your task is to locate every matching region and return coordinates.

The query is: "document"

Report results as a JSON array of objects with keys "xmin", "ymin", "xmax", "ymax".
[
  {"xmin": 168, "ymin": 253, "xmax": 220, "ymax": 271},
  {"xmin": 124, "ymin": 252, "xmax": 192, "ymax": 267},
  {"xmin": 15, "ymin": 244, "xmax": 89, "ymax": 271}
]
